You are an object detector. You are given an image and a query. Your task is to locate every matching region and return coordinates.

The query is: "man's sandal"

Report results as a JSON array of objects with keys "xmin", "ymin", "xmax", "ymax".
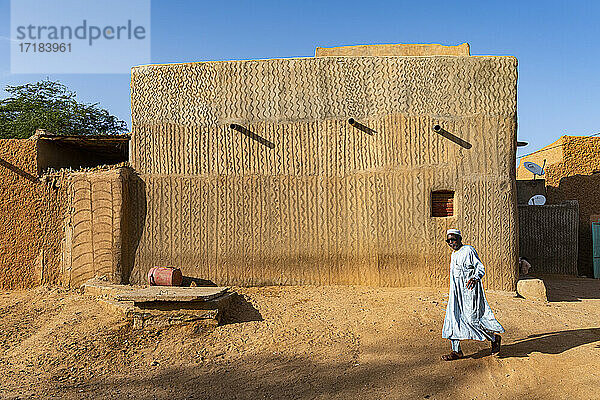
[
  {"xmin": 441, "ymin": 351, "xmax": 463, "ymax": 361},
  {"xmin": 491, "ymin": 334, "xmax": 501, "ymax": 354}
]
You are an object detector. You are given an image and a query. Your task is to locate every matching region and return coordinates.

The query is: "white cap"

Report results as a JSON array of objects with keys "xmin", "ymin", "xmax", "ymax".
[{"xmin": 446, "ymin": 229, "xmax": 462, "ymax": 237}]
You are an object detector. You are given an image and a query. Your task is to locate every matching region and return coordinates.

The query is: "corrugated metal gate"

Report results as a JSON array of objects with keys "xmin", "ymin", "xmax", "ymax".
[{"xmin": 518, "ymin": 201, "xmax": 579, "ymax": 275}]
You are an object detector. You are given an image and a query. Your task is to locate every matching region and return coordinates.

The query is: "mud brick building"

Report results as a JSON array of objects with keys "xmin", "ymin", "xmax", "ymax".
[
  {"xmin": 0, "ymin": 44, "xmax": 521, "ymax": 291},
  {"xmin": 0, "ymin": 133, "xmax": 128, "ymax": 289},
  {"xmin": 0, "ymin": 138, "xmax": 65, "ymax": 289},
  {"xmin": 127, "ymin": 46, "xmax": 519, "ymax": 290},
  {"xmin": 517, "ymin": 136, "xmax": 600, "ymax": 277}
]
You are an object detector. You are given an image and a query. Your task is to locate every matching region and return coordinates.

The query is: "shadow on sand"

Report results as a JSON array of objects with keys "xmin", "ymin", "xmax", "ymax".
[
  {"xmin": 220, "ymin": 293, "xmax": 263, "ymax": 325},
  {"xmin": 181, "ymin": 276, "xmax": 218, "ymax": 287},
  {"xmin": 540, "ymin": 275, "xmax": 600, "ymax": 302},
  {"xmin": 470, "ymin": 327, "xmax": 600, "ymax": 359}
]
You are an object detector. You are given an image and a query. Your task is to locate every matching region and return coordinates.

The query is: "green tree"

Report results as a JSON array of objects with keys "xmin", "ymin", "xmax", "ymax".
[{"xmin": 0, "ymin": 79, "xmax": 127, "ymax": 138}]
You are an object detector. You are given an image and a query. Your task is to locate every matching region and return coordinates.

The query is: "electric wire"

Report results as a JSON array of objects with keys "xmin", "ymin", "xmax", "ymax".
[{"xmin": 517, "ymin": 132, "xmax": 600, "ymax": 160}]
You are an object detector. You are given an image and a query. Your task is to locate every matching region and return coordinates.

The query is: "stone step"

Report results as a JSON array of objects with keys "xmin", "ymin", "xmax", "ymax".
[
  {"xmin": 115, "ymin": 286, "xmax": 230, "ymax": 303},
  {"xmin": 517, "ymin": 277, "xmax": 548, "ymax": 301}
]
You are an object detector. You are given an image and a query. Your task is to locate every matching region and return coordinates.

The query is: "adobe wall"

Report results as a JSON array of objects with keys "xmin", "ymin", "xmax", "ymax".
[
  {"xmin": 315, "ymin": 43, "xmax": 470, "ymax": 57},
  {"xmin": 0, "ymin": 139, "xmax": 66, "ymax": 289},
  {"xmin": 130, "ymin": 56, "xmax": 518, "ymax": 290},
  {"xmin": 516, "ymin": 136, "xmax": 600, "ymax": 183},
  {"xmin": 61, "ymin": 168, "xmax": 130, "ymax": 288},
  {"xmin": 546, "ymin": 136, "xmax": 600, "ymax": 186},
  {"xmin": 516, "ymin": 137, "xmax": 564, "ymax": 180}
]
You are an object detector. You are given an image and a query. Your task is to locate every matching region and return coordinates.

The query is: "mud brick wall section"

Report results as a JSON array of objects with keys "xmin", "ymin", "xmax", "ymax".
[
  {"xmin": 61, "ymin": 168, "xmax": 129, "ymax": 288},
  {"xmin": 0, "ymin": 139, "xmax": 66, "ymax": 289},
  {"xmin": 518, "ymin": 136, "xmax": 600, "ymax": 276}
]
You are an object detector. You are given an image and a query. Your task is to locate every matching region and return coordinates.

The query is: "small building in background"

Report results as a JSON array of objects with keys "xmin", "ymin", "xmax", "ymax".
[
  {"xmin": 0, "ymin": 133, "xmax": 129, "ymax": 289},
  {"xmin": 517, "ymin": 135, "xmax": 600, "ymax": 277}
]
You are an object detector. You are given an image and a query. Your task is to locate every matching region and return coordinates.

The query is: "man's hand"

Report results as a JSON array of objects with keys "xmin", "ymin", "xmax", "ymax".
[{"xmin": 466, "ymin": 278, "xmax": 478, "ymax": 290}]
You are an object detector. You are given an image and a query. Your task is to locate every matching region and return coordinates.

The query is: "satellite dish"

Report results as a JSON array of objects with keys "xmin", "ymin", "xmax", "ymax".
[
  {"xmin": 528, "ymin": 195, "xmax": 547, "ymax": 205},
  {"xmin": 524, "ymin": 161, "xmax": 545, "ymax": 176}
]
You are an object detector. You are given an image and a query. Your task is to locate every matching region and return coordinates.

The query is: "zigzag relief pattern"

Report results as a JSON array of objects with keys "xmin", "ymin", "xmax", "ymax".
[
  {"xmin": 460, "ymin": 175, "xmax": 517, "ymax": 290},
  {"xmin": 132, "ymin": 175, "xmax": 150, "ymax": 284},
  {"xmin": 130, "ymin": 56, "xmax": 517, "ymax": 130},
  {"xmin": 183, "ymin": 178, "xmax": 196, "ymax": 277},
  {"xmin": 129, "ymin": 56, "xmax": 518, "ymax": 290},
  {"xmin": 132, "ymin": 115, "xmax": 514, "ymax": 179},
  {"xmin": 129, "ymin": 168, "xmax": 517, "ymax": 290},
  {"xmin": 205, "ymin": 177, "xmax": 218, "ymax": 283}
]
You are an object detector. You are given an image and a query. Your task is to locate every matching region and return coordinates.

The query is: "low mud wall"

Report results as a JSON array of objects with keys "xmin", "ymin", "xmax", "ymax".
[
  {"xmin": 61, "ymin": 168, "xmax": 132, "ymax": 288},
  {"xmin": 0, "ymin": 139, "xmax": 66, "ymax": 289}
]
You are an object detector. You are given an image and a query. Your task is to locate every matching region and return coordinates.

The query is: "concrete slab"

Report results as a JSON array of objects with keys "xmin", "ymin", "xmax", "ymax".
[
  {"xmin": 83, "ymin": 278, "xmax": 232, "ymax": 328},
  {"xmin": 99, "ymin": 296, "xmax": 228, "ymax": 329},
  {"xmin": 115, "ymin": 286, "xmax": 230, "ymax": 302},
  {"xmin": 98, "ymin": 298, "xmax": 137, "ymax": 317}
]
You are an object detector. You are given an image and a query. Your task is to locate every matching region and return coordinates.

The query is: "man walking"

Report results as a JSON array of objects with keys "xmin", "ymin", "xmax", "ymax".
[{"xmin": 441, "ymin": 229, "xmax": 503, "ymax": 361}]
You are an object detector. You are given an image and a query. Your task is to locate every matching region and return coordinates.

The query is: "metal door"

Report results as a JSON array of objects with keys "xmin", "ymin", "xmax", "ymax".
[{"xmin": 593, "ymin": 217, "xmax": 600, "ymax": 279}]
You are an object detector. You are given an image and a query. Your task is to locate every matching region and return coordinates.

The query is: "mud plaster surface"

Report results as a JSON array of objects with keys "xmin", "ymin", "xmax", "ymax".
[
  {"xmin": 130, "ymin": 56, "xmax": 518, "ymax": 290},
  {"xmin": 62, "ymin": 168, "xmax": 127, "ymax": 288},
  {"xmin": 315, "ymin": 43, "xmax": 470, "ymax": 57},
  {"xmin": 0, "ymin": 140, "xmax": 66, "ymax": 289}
]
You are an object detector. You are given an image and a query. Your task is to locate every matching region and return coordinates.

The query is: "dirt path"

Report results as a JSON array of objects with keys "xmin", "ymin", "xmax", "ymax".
[{"xmin": 1, "ymin": 277, "xmax": 599, "ymax": 399}]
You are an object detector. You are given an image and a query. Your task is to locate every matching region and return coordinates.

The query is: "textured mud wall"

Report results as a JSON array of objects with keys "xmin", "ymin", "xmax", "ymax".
[
  {"xmin": 518, "ymin": 136, "xmax": 600, "ymax": 276},
  {"xmin": 315, "ymin": 43, "xmax": 470, "ymax": 57},
  {"xmin": 544, "ymin": 137, "xmax": 600, "ymax": 186},
  {"xmin": 518, "ymin": 201, "xmax": 579, "ymax": 275},
  {"xmin": 0, "ymin": 139, "xmax": 66, "ymax": 289},
  {"xmin": 516, "ymin": 136, "xmax": 600, "ymax": 182},
  {"xmin": 516, "ymin": 138, "xmax": 564, "ymax": 180},
  {"xmin": 130, "ymin": 56, "xmax": 518, "ymax": 290},
  {"xmin": 62, "ymin": 168, "xmax": 126, "ymax": 287}
]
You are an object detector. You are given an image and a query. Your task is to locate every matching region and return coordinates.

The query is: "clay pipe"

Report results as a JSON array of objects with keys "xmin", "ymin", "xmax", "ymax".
[
  {"xmin": 348, "ymin": 118, "xmax": 376, "ymax": 135},
  {"xmin": 432, "ymin": 124, "xmax": 472, "ymax": 149}
]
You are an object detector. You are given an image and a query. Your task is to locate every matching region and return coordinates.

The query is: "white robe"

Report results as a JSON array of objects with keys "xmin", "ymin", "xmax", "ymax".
[{"xmin": 442, "ymin": 245, "xmax": 504, "ymax": 341}]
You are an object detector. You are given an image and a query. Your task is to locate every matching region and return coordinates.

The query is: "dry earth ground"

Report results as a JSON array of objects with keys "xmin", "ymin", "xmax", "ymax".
[{"xmin": 1, "ymin": 277, "xmax": 599, "ymax": 399}]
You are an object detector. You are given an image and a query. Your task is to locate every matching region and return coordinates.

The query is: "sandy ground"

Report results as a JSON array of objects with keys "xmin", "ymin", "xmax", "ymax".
[{"xmin": 1, "ymin": 277, "xmax": 600, "ymax": 400}]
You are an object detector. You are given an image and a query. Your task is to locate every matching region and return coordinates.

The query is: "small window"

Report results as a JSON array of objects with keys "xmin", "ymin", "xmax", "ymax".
[{"xmin": 432, "ymin": 190, "xmax": 454, "ymax": 217}]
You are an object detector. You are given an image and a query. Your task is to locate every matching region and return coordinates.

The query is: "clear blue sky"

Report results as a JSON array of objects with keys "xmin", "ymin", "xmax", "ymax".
[{"xmin": 1, "ymin": 0, "xmax": 599, "ymax": 158}]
